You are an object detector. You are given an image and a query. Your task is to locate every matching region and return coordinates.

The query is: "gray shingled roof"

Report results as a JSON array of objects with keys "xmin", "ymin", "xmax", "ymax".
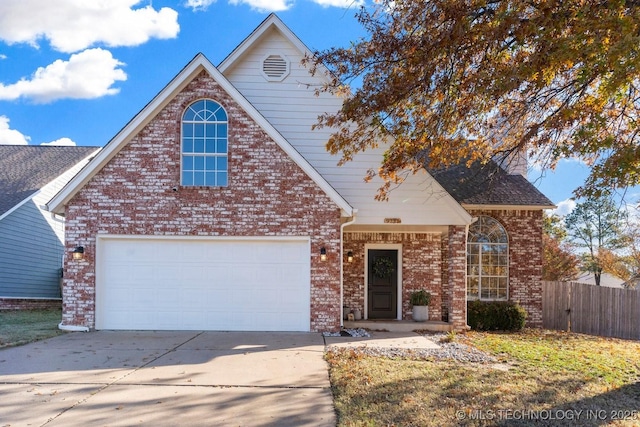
[
  {"xmin": 429, "ymin": 160, "xmax": 555, "ymax": 207},
  {"xmin": 0, "ymin": 145, "xmax": 98, "ymax": 217}
]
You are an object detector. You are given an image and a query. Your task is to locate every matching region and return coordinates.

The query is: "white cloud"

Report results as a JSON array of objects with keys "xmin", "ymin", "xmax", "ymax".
[
  {"xmin": 185, "ymin": 0, "xmax": 217, "ymax": 11},
  {"xmin": 553, "ymin": 198, "xmax": 576, "ymax": 217},
  {"xmin": 0, "ymin": 48, "xmax": 126, "ymax": 103},
  {"xmin": 311, "ymin": 0, "xmax": 365, "ymax": 8},
  {"xmin": 0, "ymin": 116, "xmax": 77, "ymax": 146},
  {"xmin": 189, "ymin": 0, "xmax": 361, "ymax": 11},
  {"xmin": 0, "ymin": 116, "xmax": 30, "ymax": 145},
  {"xmin": 229, "ymin": 0, "xmax": 291, "ymax": 12},
  {"xmin": 0, "ymin": 54, "xmax": 6, "ymax": 60},
  {"xmin": 0, "ymin": 0, "xmax": 179, "ymax": 53},
  {"xmin": 41, "ymin": 137, "xmax": 76, "ymax": 146}
]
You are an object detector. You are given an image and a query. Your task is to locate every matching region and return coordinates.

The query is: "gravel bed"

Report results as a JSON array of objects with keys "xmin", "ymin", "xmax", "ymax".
[
  {"xmin": 326, "ymin": 332, "xmax": 497, "ymax": 363},
  {"xmin": 323, "ymin": 328, "xmax": 371, "ymax": 338}
]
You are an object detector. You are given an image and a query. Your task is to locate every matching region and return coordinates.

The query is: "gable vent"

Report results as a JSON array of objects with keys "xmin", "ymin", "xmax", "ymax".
[{"xmin": 261, "ymin": 54, "xmax": 289, "ymax": 81}]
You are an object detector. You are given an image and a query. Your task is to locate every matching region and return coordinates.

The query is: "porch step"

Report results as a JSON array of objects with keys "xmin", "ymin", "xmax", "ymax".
[{"xmin": 343, "ymin": 320, "xmax": 453, "ymax": 333}]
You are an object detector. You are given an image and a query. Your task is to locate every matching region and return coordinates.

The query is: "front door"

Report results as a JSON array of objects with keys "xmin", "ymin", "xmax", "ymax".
[{"xmin": 367, "ymin": 249, "xmax": 398, "ymax": 319}]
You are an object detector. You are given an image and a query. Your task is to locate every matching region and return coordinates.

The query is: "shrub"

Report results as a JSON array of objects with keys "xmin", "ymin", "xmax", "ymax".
[
  {"xmin": 467, "ymin": 300, "xmax": 527, "ymax": 331},
  {"xmin": 409, "ymin": 290, "xmax": 432, "ymax": 306}
]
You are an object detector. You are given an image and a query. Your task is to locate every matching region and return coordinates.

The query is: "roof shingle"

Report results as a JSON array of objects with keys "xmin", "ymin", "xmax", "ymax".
[
  {"xmin": 429, "ymin": 161, "xmax": 555, "ymax": 207},
  {"xmin": 0, "ymin": 145, "xmax": 98, "ymax": 216}
]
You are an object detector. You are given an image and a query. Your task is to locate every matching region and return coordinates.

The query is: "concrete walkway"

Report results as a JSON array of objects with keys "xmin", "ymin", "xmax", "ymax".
[
  {"xmin": 0, "ymin": 331, "xmax": 334, "ymax": 426},
  {"xmin": 324, "ymin": 331, "xmax": 441, "ymax": 350}
]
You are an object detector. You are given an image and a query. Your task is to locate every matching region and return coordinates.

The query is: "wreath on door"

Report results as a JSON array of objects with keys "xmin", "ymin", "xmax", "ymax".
[{"xmin": 373, "ymin": 257, "xmax": 395, "ymax": 278}]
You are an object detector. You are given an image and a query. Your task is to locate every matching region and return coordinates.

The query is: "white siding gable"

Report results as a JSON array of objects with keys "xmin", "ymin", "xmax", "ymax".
[
  {"xmin": 39, "ymin": 155, "xmax": 95, "ymax": 242},
  {"xmin": 221, "ymin": 16, "xmax": 472, "ymax": 226}
]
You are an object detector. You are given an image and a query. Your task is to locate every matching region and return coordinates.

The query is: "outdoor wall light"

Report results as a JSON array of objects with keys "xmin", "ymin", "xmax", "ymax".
[
  {"xmin": 320, "ymin": 247, "xmax": 327, "ymax": 261},
  {"xmin": 72, "ymin": 246, "xmax": 85, "ymax": 260},
  {"xmin": 347, "ymin": 251, "xmax": 354, "ymax": 263}
]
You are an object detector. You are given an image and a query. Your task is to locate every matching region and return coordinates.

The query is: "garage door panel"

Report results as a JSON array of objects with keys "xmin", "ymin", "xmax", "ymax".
[
  {"xmin": 132, "ymin": 287, "xmax": 155, "ymax": 307},
  {"xmin": 97, "ymin": 238, "xmax": 310, "ymax": 331},
  {"xmin": 156, "ymin": 312, "xmax": 182, "ymax": 329},
  {"xmin": 280, "ymin": 244, "xmax": 306, "ymax": 262},
  {"xmin": 181, "ymin": 288, "xmax": 206, "ymax": 308},
  {"xmin": 103, "ymin": 264, "xmax": 136, "ymax": 285},
  {"xmin": 257, "ymin": 264, "xmax": 281, "ymax": 280},
  {"xmin": 228, "ymin": 289, "xmax": 253, "ymax": 307},
  {"xmin": 179, "ymin": 243, "xmax": 202, "ymax": 262},
  {"xmin": 181, "ymin": 267, "xmax": 206, "ymax": 282},
  {"xmin": 251, "ymin": 289, "xmax": 275, "ymax": 308},
  {"xmin": 103, "ymin": 311, "xmax": 128, "ymax": 329},
  {"xmin": 156, "ymin": 289, "xmax": 181, "ymax": 308},
  {"xmin": 207, "ymin": 289, "xmax": 230, "ymax": 309},
  {"xmin": 206, "ymin": 265, "xmax": 231, "ymax": 282},
  {"xmin": 202, "ymin": 244, "xmax": 229, "ymax": 260},
  {"xmin": 231, "ymin": 266, "xmax": 257, "ymax": 287},
  {"xmin": 182, "ymin": 311, "xmax": 207, "ymax": 328},
  {"xmin": 155, "ymin": 266, "xmax": 182, "ymax": 287},
  {"xmin": 131, "ymin": 311, "xmax": 155, "ymax": 329}
]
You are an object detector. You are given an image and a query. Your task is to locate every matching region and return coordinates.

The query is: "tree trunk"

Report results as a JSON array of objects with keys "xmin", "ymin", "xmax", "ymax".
[{"xmin": 595, "ymin": 268, "xmax": 602, "ymax": 286}]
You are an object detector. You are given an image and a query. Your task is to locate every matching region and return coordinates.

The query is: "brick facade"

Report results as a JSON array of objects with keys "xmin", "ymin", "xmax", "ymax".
[
  {"xmin": 59, "ymin": 69, "xmax": 544, "ymax": 333},
  {"xmin": 0, "ymin": 299, "xmax": 61, "ymax": 311},
  {"xmin": 468, "ymin": 209, "xmax": 544, "ymax": 327},
  {"xmin": 342, "ymin": 209, "xmax": 544, "ymax": 331},
  {"xmin": 62, "ymin": 70, "xmax": 343, "ymax": 332},
  {"xmin": 445, "ymin": 225, "xmax": 469, "ymax": 329},
  {"xmin": 343, "ymin": 232, "xmax": 444, "ymax": 321}
]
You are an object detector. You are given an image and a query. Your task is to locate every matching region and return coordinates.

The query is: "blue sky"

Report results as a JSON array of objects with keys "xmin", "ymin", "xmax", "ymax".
[{"xmin": 0, "ymin": 0, "xmax": 624, "ymax": 213}]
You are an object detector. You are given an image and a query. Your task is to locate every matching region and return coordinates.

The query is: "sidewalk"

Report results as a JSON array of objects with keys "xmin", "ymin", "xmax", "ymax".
[{"xmin": 324, "ymin": 330, "xmax": 441, "ymax": 350}]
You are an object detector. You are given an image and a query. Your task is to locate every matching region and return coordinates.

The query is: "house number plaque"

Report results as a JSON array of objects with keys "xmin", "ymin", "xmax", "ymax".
[{"xmin": 384, "ymin": 218, "xmax": 401, "ymax": 224}]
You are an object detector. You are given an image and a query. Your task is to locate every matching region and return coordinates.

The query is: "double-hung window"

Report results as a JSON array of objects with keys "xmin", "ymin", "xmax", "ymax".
[{"xmin": 181, "ymin": 99, "xmax": 228, "ymax": 187}]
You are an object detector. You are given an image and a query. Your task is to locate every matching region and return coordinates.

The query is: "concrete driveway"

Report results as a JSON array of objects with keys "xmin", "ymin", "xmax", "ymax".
[{"xmin": 0, "ymin": 331, "xmax": 335, "ymax": 426}]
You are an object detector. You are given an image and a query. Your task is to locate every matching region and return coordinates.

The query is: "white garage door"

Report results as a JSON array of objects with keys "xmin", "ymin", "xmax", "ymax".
[{"xmin": 96, "ymin": 237, "xmax": 310, "ymax": 331}]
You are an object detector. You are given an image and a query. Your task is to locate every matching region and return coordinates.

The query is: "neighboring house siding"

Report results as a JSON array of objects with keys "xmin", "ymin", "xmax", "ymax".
[
  {"xmin": 0, "ymin": 161, "xmax": 87, "ymax": 301},
  {"xmin": 0, "ymin": 200, "xmax": 63, "ymax": 299},
  {"xmin": 62, "ymin": 70, "xmax": 343, "ymax": 331},
  {"xmin": 224, "ymin": 30, "xmax": 470, "ymax": 226},
  {"xmin": 468, "ymin": 208, "xmax": 544, "ymax": 327}
]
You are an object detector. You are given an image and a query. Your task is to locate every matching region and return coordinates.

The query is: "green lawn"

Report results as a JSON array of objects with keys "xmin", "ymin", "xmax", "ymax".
[
  {"xmin": 327, "ymin": 329, "xmax": 640, "ymax": 426},
  {"xmin": 0, "ymin": 309, "xmax": 64, "ymax": 348}
]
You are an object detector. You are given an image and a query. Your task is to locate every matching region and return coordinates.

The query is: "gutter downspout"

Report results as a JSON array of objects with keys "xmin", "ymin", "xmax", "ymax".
[
  {"xmin": 340, "ymin": 210, "xmax": 357, "ymax": 329},
  {"xmin": 58, "ymin": 323, "xmax": 89, "ymax": 332}
]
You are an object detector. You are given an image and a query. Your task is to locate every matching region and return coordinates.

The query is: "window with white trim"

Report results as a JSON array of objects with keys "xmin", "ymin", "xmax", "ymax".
[
  {"xmin": 181, "ymin": 99, "xmax": 228, "ymax": 187},
  {"xmin": 467, "ymin": 216, "xmax": 509, "ymax": 300}
]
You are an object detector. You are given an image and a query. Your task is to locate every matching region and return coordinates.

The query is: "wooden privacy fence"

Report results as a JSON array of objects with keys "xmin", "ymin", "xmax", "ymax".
[{"xmin": 542, "ymin": 281, "xmax": 640, "ymax": 340}]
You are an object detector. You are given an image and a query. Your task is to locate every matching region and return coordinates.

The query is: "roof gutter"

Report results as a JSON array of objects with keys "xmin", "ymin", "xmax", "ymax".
[{"xmin": 462, "ymin": 203, "xmax": 557, "ymax": 211}]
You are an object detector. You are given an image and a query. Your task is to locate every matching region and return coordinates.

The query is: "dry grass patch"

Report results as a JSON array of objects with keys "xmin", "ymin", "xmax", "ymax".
[
  {"xmin": 462, "ymin": 329, "xmax": 640, "ymax": 387},
  {"xmin": 327, "ymin": 330, "xmax": 640, "ymax": 426},
  {"xmin": 0, "ymin": 309, "xmax": 64, "ymax": 348}
]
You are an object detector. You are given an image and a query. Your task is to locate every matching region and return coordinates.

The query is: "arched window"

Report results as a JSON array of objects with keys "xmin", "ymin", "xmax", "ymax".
[
  {"xmin": 467, "ymin": 216, "xmax": 508, "ymax": 300},
  {"xmin": 181, "ymin": 99, "xmax": 228, "ymax": 187}
]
